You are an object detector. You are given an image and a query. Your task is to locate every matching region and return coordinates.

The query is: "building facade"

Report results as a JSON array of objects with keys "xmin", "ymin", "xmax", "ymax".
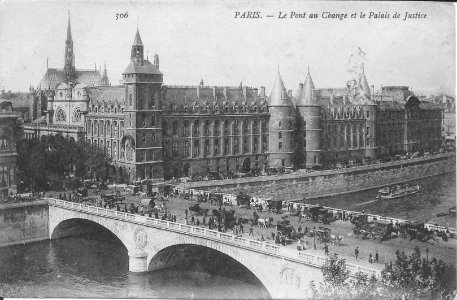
[
  {"xmin": 22, "ymin": 15, "xmax": 443, "ymax": 182},
  {"xmin": 0, "ymin": 100, "xmax": 23, "ymax": 199}
]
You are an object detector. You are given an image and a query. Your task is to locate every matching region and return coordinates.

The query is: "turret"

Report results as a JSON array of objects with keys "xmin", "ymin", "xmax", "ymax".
[
  {"xmin": 296, "ymin": 68, "xmax": 322, "ymax": 169},
  {"xmin": 267, "ymin": 71, "xmax": 295, "ymax": 169},
  {"xmin": 131, "ymin": 28, "xmax": 144, "ymax": 65}
]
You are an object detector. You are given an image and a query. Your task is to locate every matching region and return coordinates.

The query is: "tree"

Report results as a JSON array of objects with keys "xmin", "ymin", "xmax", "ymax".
[
  {"xmin": 16, "ymin": 136, "xmax": 112, "ymax": 192},
  {"xmin": 320, "ymin": 255, "xmax": 349, "ymax": 286}
]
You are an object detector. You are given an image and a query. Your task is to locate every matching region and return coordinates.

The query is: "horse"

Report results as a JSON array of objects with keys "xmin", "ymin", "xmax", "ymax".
[{"xmin": 257, "ymin": 218, "xmax": 269, "ymax": 228}]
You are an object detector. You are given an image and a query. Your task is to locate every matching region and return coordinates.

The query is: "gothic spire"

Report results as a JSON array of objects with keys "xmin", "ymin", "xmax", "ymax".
[
  {"xmin": 64, "ymin": 10, "xmax": 75, "ymax": 81},
  {"xmin": 66, "ymin": 10, "xmax": 72, "ymax": 42}
]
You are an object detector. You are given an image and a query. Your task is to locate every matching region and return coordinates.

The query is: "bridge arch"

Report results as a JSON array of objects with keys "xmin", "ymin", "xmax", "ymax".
[
  {"xmin": 50, "ymin": 218, "xmax": 129, "ymax": 251},
  {"xmin": 146, "ymin": 237, "xmax": 271, "ymax": 297}
]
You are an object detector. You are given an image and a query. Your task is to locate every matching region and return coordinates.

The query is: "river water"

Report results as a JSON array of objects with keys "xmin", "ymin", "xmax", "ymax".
[
  {"xmin": 0, "ymin": 172, "xmax": 455, "ymax": 298},
  {"xmin": 0, "ymin": 237, "xmax": 270, "ymax": 298}
]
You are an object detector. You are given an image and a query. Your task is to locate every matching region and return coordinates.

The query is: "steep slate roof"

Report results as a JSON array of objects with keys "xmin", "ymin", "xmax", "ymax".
[
  {"xmin": 39, "ymin": 68, "xmax": 104, "ymax": 89},
  {"xmin": 87, "ymin": 86, "xmax": 125, "ymax": 105},
  {"xmin": 122, "ymin": 60, "xmax": 162, "ymax": 75},
  {"xmin": 381, "ymin": 86, "xmax": 415, "ymax": 102},
  {"xmin": 162, "ymin": 86, "xmax": 266, "ymax": 109},
  {"xmin": 268, "ymin": 72, "xmax": 293, "ymax": 107},
  {"xmin": 296, "ymin": 70, "xmax": 315, "ymax": 106},
  {"xmin": 0, "ymin": 92, "xmax": 30, "ymax": 107}
]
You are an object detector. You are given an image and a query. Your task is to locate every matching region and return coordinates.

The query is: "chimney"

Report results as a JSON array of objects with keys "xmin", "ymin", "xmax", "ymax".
[
  {"xmin": 260, "ymin": 86, "xmax": 266, "ymax": 97},
  {"xmin": 288, "ymin": 89, "xmax": 292, "ymax": 97},
  {"xmin": 154, "ymin": 54, "xmax": 159, "ymax": 68},
  {"xmin": 243, "ymin": 86, "xmax": 247, "ymax": 99}
]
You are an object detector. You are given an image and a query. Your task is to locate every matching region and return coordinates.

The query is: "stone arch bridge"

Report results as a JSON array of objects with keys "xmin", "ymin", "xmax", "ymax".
[{"xmin": 48, "ymin": 198, "xmax": 380, "ymax": 299}]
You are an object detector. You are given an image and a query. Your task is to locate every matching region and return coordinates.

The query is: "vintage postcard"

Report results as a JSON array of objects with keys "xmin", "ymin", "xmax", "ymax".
[{"xmin": 0, "ymin": 1, "xmax": 455, "ymax": 299}]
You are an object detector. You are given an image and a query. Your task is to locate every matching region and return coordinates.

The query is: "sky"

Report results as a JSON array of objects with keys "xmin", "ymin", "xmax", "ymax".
[{"xmin": 0, "ymin": 0, "xmax": 455, "ymax": 97}]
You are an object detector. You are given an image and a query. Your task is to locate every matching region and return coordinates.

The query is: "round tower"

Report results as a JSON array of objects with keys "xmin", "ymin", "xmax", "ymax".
[
  {"xmin": 267, "ymin": 71, "xmax": 295, "ymax": 169},
  {"xmin": 296, "ymin": 68, "xmax": 322, "ymax": 169}
]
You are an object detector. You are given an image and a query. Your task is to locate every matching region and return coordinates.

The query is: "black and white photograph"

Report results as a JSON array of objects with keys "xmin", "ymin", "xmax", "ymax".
[{"xmin": 0, "ymin": 0, "xmax": 455, "ymax": 299}]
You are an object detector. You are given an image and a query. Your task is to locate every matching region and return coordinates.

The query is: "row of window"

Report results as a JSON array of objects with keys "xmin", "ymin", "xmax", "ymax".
[
  {"xmin": 162, "ymin": 136, "xmax": 268, "ymax": 158},
  {"xmin": 86, "ymin": 120, "xmax": 124, "ymax": 138},
  {"xmin": 162, "ymin": 119, "xmax": 267, "ymax": 137},
  {"xmin": 89, "ymin": 105, "xmax": 124, "ymax": 114}
]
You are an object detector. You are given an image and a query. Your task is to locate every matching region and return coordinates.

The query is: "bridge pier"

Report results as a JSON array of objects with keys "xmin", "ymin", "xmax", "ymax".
[{"xmin": 128, "ymin": 250, "xmax": 148, "ymax": 273}]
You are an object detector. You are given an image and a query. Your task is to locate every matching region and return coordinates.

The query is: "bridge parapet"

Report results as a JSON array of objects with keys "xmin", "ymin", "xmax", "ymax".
[{"xmin": 47, "ymin": 198, "xmax": 381, "ymax": 278}]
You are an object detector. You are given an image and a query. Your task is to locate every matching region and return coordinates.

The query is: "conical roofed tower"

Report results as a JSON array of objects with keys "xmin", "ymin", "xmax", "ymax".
[
  {"xmin": 297, "ymin": 67, "xmax": 315, "ymax": 105},
  {"xmin": 359, "ymin": 67, "xmax": 371, "ymax": 100},
  {"xmin": 267, "ymin": 70, "xmax": 295, "ymax": 169},
  {"xmin": 268, "ymin": 71, "xmax": 294, "ymax": 107},
  {"xmin": 296, "ymin": 67, "xmax": 322, "ymax": 169}
]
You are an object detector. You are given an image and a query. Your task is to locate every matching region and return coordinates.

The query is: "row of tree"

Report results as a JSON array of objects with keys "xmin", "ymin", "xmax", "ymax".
[
  {"xmin": 16, "ymin": 135, "xmax": 112, "ymax": 192},
  {"xmin": 316, "ymin": 246, "xmax": 456, "ymax": 299}
]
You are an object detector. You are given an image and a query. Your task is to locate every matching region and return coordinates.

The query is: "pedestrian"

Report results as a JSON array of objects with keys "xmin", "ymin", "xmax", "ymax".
[
  {"xmin": 324, "ymin": 243, "xmax": 329, "ymax": 256},
  {"xmin": 203, "ymin": 216, "xmax": 206, "ymax": 225},
  {"xmin": 375, "ymin": 251, "xmax": 379, "ymax": 263},
  {"xmin": 196, "ymin": 219, "xmax": 200, "ymax": 226},
  {"xmin": 369, "ymin": 253, "xmax": 373, "ymax": 263},
  {"xmin": 191, "ymin": 215, "xmax": 195, "ymax": 225},
  {"xmin": 355, "ymin": 247, "xmax": 359, "ymax": 260},
  {"xmin": 271, "ymin": 232, "xmax": 275, "ymax": 240},
  {"xmin": 314, "ymin": 241, "xmax": 317, "ymax": 250},
  {"xmin": 260, "ymin": 235, "xmax": 265, "ymax": 242},
  {"xmin": 185, "ymin": 208, "xmax": 188, "ymax": 219},
  {"xmin": 240, "ymin": 223, "xmax": 244, "ymax": 233}
]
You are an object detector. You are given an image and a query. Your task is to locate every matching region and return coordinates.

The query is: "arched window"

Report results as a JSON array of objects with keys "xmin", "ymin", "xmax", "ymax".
[
  {"xmin": 72, "ymin": 107, "xmax": 81, "ymax": 123},
  {"xmin": 56, "ymin": 108, "xmax": 66, "ymax": 122}
]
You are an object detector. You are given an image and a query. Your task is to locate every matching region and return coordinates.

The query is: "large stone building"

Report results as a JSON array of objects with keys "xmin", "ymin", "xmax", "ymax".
[
  {"xmin": 22, "ymin": 15, "xmax": 442, "ymax": 182},
  {"xmin": 0, "ymin": 100, "xmax": 23, "ymax": 199}
]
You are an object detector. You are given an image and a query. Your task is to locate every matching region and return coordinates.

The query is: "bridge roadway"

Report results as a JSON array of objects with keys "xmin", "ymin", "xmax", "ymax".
[{"xmin": 48, "ymin": 198, "xmax": 381, "ymax": 299}]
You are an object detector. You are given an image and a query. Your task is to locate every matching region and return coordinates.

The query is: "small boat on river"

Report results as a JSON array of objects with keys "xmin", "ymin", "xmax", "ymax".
[{"xmin": 377, "ymin": 184, "xmax": 421, "ymax": 199}]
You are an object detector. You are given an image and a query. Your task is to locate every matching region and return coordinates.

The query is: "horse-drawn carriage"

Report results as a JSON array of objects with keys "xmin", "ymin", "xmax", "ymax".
[
  {"xmin": 101, "ymin": 191, "xmax": 125, "ymax": 206},
  {"xmin": 315, "ymin": 227, "xmax": 332, "ymax": 243},
  {"xmin": 304, "ymin": 205, "xmax": 336, "ymax": 224}
]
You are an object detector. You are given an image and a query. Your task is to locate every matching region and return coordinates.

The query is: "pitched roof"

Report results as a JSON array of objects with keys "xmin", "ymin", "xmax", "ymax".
[
  {"xmin": 0, "ymin": 92, "xmax": 30, "ymax": 107},
  {"xmin": 268, "ymin": 72, "xmax": 293, "ymax": 107},
  {"xmin": 122, "ymin": 60, "xmax": 162, "ymax": 75},
  {"xmin": 39, "ymin": 68, "xmax": 105, "ymax": 89},
  {"xmin": 162, "ymin": 86, "xmax": 265, "ymax": 109},
  {"xmin": 86, "ymin": 86, "xmax": 125, "ymax": 104}
]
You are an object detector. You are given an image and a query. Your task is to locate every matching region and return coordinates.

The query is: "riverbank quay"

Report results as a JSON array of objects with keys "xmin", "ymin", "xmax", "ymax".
[
  {"xmin": 179, "ymin": 153, "xmax": 455, "ymax": 199},
  {"xmin": 0, "ymin": 200, "xmax": 48, "ymax": 247}
]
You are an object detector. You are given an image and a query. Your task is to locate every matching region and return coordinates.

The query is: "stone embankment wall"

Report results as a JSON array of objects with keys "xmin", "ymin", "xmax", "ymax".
[
  {"xmin": 0, "ymin": 200, "xmax": 49, "ymax": 247},
  {"xmin": 187, "ymin": 153, "xmax": 456, "ymax": 199}
]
